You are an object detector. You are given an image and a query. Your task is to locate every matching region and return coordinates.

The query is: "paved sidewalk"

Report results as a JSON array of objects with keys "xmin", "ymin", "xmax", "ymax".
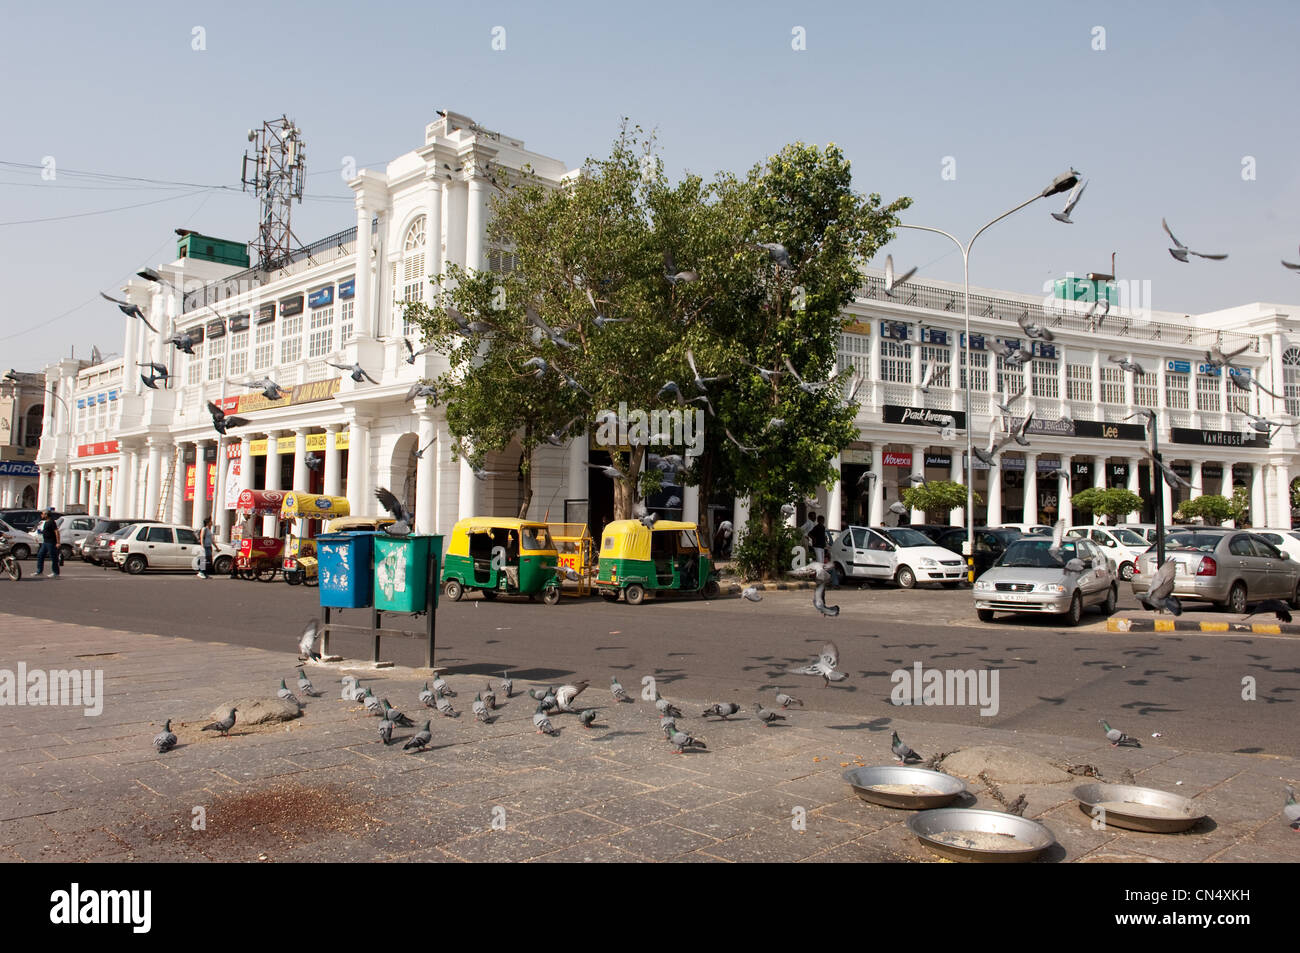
[{"xmin": 0, "ymin": 612, "xmax": 1295, "ymax": 863}]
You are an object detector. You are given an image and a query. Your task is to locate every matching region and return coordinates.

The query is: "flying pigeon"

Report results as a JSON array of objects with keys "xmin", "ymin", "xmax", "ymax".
[
  {"xmin": 663, "ymin": 250, "xmax": 698, "ymax": 285},
  {"xmin": 752, "ymin": 701, "xmax": 786, "ymax": 726},
  {"xmin": 1136, "ymin": 559, "xmax": 1182, "ymax": 615},
  {"xmin": 298, "ymin": 619, "xmax": 322, "ymax": 660},
  {"xmin": 891, "ymin": 731, "xmax": 922, "ymax": 764},
  {"xmin": 1083, "ymin": 296, "xmax": 1110, "ymax": 329},
  {"xmin": 1108, "ymin": 355, "xmax": 1145, "ymax": 375},
  {"xmin": 277, "ymin": 680, "xmax": 300, "ymax": 706},
  {"xmin": 201, "ymin": 708, "xmax": 237, "ymax": 737},
  {"xmin": 381, "ymin": 698, "xmax": 415, "ymax": 727},
  {"xmin": 756, "ymin": 242, "xmax": 792, "ymax": 268},
  {"xmin": 610, "ymin": 676, "xmax": 631, "ymax": 703},
  {"xmin": 723, "ymin": 427, "xmax": 757, "ymax": 455},
  {"xmin": 472, "ymin": 693, "xmax": 490, "ymax": 723},
  {"xmin": 526, "ymin": 304, "xmax": 574, "ymax": 348},
  {"xmin": 1162, "ymin": 217, "xmax": 1227, "ymax": 262},
  {"xmin": 328, "ymin": 361, "xmax": 379, "ymax": 384},
  {"xmin": 99, "ymin": 291, "xmax": 157, "ymax": 331},
  {"xmin": 166, "ymin": 331, "xmax": 195, "ymax": 354},
  {"xmin": 297, "ymin": 670, "xmax": 320, "ymax": 697},
  {"xmin": 555, "ymin": 681, "xmax": 589, "ymax": 713},
  {"xmin": 412, "ymin": 436, "xmax": 437, "ymax": 459},
  {"xmin": 520, "ymin": 357, "xmax": 549, "ymax": 379},
  {"xmin": 374, "ymin": 486, "xmax": 413, "ymax": 536},
  {"xmin": 1244, "ymin": 599, "xmax": 1293, "ymax": 623},
  {"xmin": 378, "ymin": 719, "xmax": 394, "ymax": 746},
  {"xmin": 1050, "ymin": 178, "xmax": 1087, "ymax": 224},
  {"xmin": 1100, "ymin": 719, "xmax": 1141, "ymax": 747},
  {"xmin": 243, "ymin": 377, "xmax": 285, "ymax": 400},
  {"xmin": 1017, "ymin": 311, "xmax": 1053, "ymax": 342},
  {"xmin": 206, "ymin": 401, "xmax": 250, "ymax": 436},
  {"xmin": 918, "ymin": 359, "xmax": 936, "ymax": 394},
  {"xmin": 138, "ymin": 362, "xmax": 169, "ymax": 389},
  {"xmin": 994, "ymin": 385, "xmax": 1026, "ymax": 417},
  {"xmin": 782, "ymin": 356, "xmax": 834, "ymax": 394},
  {"xmin": 1204, "ymin": 342, "xmax": 1251, "ymax": 370},
  {"xmin": 403, "ymin": 720, "xmax": 432, "ymax": 751},
  {"xmin": 685, "ymin": 348, "xmax": 727, "ymax": 392},
  {"xmin": 701, "ymin": 702, "xmax": 741, "ymax": 720},
  {"xmin": 403, "ymin": 337, "xmax": 437, "ymax": 363},
  {"xmin": 792, "ymin": 640, "xmax": 847, "ymax": 685},
  {"xmin": 882, "ymin": 254, "xmax": 916, "ymax": 297},
  {"xmin": 775, "ymin": 690, "xmax": 804, "ymax": 709},
  {"xmin": 153, "ymin": 719, "xmax": 177, "ymax": 753},
  {"xmin": 1144, "ymin": 448, "xmax": 1191, "ymax": 489},
  {"xmin": 533, "ymin": 702, "xmax": 558, "ymax": 735},
  {"xmin": 405, "ymin": 381, "xmax": 439, "ymax": 403},
  {"xmin": 666, "ymin": 727, "xmax": 706, "ymax": 753}
]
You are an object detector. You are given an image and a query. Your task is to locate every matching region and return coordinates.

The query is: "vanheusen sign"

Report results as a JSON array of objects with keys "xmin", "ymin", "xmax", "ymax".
[{"xmin": 1170, "ymin": 427, "xmax": 1268, "ymax": 448}]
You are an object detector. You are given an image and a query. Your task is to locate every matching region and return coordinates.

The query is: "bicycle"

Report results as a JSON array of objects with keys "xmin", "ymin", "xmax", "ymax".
[{"xmin": 0, "ymin": 540, "xmax": 21, "ymax": 582}]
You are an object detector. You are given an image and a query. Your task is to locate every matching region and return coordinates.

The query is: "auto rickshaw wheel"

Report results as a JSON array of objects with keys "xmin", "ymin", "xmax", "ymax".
[
  {"xmin": 542, "ymin": 586, "xmax": 561, "ymax": 606},
  {"xmin": 284, "ymin": 570, "xmax": 302, "ymax": 586},
  {"xmin": 625, "ymin": 583, "xmax": 646, "ymax": 606},
  {"xmin": 444, "ymin": 579, "xmax": 463, "ymax": 602},
  {"xmin": 702, "ymin": 579, "xmax": 720, "ymax": 599}
]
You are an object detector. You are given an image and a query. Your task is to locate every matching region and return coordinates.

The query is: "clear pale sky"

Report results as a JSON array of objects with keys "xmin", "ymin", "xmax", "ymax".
[{"xmin": 2, "ymin": 0, "xmax": 1298, "ymax": 369}]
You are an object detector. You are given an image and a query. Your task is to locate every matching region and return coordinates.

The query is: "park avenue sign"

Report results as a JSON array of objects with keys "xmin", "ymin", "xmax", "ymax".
[{"xmin": 883, "ymin": 404, "xmax": 967, "ymax": 429}]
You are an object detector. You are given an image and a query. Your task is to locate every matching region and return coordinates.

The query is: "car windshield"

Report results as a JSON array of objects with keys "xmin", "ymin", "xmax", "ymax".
[
  {"xmin": 1165, "ymin": 533, "xmax": 1222, "ymax": 553},
  {"xmin": 1111, "ymin": 528, "xmax": 1147, "ymax": 546},
  {"xmin": 882, "ymin": 528, "xmax": 932, "ymax": 548},
  {"xmin": 995, "ymin": 539, "xmax": 1080, "ymax": 568}
]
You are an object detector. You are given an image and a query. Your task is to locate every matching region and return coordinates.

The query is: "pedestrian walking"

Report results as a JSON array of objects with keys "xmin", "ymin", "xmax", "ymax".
[
  {"xmin": 809, "ymin": 514, "xmax": 828, "ymax": 566},
  {"xmin": 198, "ymin": 516, "xmax": 214, "ymax": 579},
  {"xmin": 34, "ymin": 509, "xmax": 61, "ymax": 578}
]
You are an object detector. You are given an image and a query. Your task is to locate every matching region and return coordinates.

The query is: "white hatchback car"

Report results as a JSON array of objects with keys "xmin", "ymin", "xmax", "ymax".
[
  {"xmin": 113, "ymin": 522, "xmax": 235, "ymax": 575},
  {"xmin": 830, "ymin": 525, "xmax": 968, "ymax": 588},
  {"xmin": 1065, "ymin": 524, "xmax": 1149, "ymax": 581},
  {"xmin": 1251, "ymin": 528, "xmax": 1300, "ymax": 564}
]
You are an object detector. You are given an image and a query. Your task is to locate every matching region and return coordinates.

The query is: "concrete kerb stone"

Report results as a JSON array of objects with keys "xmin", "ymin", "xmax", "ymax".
[{"xmin": 1107, "ymin": 617, "xmax": 1299, "ymax": 637}]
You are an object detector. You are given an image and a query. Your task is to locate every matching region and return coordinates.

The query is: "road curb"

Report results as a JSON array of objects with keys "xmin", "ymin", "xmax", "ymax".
[
  {"xmin": 724, "ymin": 581, "xmax": 817, "ymax": 593},
  {"xmin": 1107, "ymin": 617, "xmax": 1298, "ymax": 636}
]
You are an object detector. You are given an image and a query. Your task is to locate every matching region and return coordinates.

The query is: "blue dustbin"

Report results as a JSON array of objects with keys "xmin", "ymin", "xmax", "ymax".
[{"xmin": 317, "ymin": 532, "xmax": 378, "ymax": 608}]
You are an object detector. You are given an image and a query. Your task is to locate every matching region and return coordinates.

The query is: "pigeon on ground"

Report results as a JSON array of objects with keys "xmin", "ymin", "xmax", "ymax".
[
  {"xmin": 328, "ymin": 361, "xmax": 380, "ymax": 384},
  {"xmin": 655, "ymin": 695, "xmax": 683, "ymax": 719},
  {"xmin": 1244, "ymin": 599, "xmax": 1293, "ymax": 623},
  {"xmin": 1006, "ymin": 794, "xmax": 1028, "ymax": 817},
  {"xmin": 610, "ymin": 676, "xmax": 631, "ymax": 703},
  {"xmin": 483, "ymin": 684, "xmax": 496, "ymax": 710},
  {"xmin": 201, "ymin": 708, "xmax": 237, "ymax": 737},
  {"xmin": 882, "ymin": 254, "xmax": 917, "ymax": 297},
  {"xmin": 378, "ymin": 719, "xmax": 394, "ymax": 746},
  {"xmin": 418, "ymin": 682, "xmax": 435, "ymax": 707},
  {"xmin": 577, "ymin": 708, "xmax": 597, "ymax": 729},
  {"xmin": 556, "ymin": 681, "xmax": 589, "ymax": 713},
  {"xmin": 381, "ymin": 699, "xmax": 415, "ymax": 727},
  {"xmin": 99, "ymin": 291, "xmax": 157, "ymax": 331},
  {"xmin": 277, "ymin": 680, "xmax": 300, "ymax": 706},
  {"xmin": 792, "ymin": 641, "xmax": 847, "ymax": 686},
  {"xmin": 374, "ymin": 487, "xmax": 413, "ymax": 536},
  {"xmin": 741, "ymin": 586, "xmax": 762, "ymax": 603},
  {"xmin": 1100, "ymin": 719, "xmax": 1141, "ymax": 747},
  {"xmin": 793, "ymin": 562, "xmax": 840, "ymax": 617},
  {"xmin": 533, "ymin": 702, "xmax": 558, "ymax": 735},
  {"xmin": 298, "ymin": 619, "xmax": 322, "ymax": 660},
  {"xmin": 363, "ymin": 688, "xmax": 384, "ymax": 716},
  {"xmin": 660, "ymin": 715, "xmax": 678, "ymax": 737},
  {"xmin": 348, "ymin": 680, "xmax": 367, "ymax": 703},
  {"xmin": 701, "ymin": 702, "xmax": 741, "ymax": 720},
  {"xmin": 1162, "ymin": 217, "xmax": 1227, "ymax": 262},
  {"xmin": 1136, "ymin": 559, "xmax": 1182, "ymax": 616},
  {"xmin": 153, "ymin": 719, "xmax": 177, "ymax": 753},
  {"xmin": 775, "ymin": 690, "xmax": 804, "ymax": 709},
  {"xmin": 432, "ymin": 674, "xmax": 455, "ymax": 697},
  {"xmin": 499, "ymin": 672, "xmax": 513, "ymax": 698},
  {"xmin": 891, "ymin": 731, "xmax": 922, "ymax": 764},
  {"xmin": 667, "ymin": 728, "xmax": 706, "ymax": 753},
  {"xmin": 472, "ymin": 693, "xmax": 490, "ymax": 723},
  {"xmin": 753, "ymin": 701, "xmax": 786, "ymax": 726},
  {"xmin": 404, "ymin": 721, "xmax": 432, "ymax": 751},
  {"xmin": 1284, "ymin": 786, "xmax": 1300, "ymax": 830},
  {"xmin": 434, "ymin": 690, "xmax": 459, "ymax": 718},
  {"xmin": 296, "ymin": 670, "xmax": 320, "ymax": 697},
  {"xmin": 1050, "ymin": 178, "xmax": 1087, "ymax": 224}
]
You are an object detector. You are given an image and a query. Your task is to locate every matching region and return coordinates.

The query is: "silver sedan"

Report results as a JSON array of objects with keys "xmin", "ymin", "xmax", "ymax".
[
  {"xmin": 1131, "ymin": 529, "xmax": 1300, "ymax": 613},
  {"xmin": 973, "ymin": 537, "xmax": 1118, "ymax": 626}
]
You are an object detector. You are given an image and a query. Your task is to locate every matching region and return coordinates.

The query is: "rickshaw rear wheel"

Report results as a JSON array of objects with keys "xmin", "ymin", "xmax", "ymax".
[
  {"xmin": 542, "ymin": 586, "xmax": 561, "ymax": 606},
  {"xmin": 255, "ymin": 567, "xmax": 277, "ymax": 582},
  {"xmin": 702, "ymin": 579, "xmax": 720, "ymax": 599},
  {"xmin": 444, "ymin": 579, "xmax": 463, "ymax": 602},
  {"xmin": 625, "ymin": 583, "xmax": 646, "ymax": 606}
]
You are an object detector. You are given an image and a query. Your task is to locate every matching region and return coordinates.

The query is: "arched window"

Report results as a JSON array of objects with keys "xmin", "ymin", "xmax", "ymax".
[
  {"xmin": 394, "ymin": 216, "xmax": 426, "ymax": 337},
  {"xmin": 1284, "ymin": 347, "xmax": 1300, "ymax": 417},
  {"xmin": 23, "ymin": 404, "xmax": 43, "ymax": 448}
]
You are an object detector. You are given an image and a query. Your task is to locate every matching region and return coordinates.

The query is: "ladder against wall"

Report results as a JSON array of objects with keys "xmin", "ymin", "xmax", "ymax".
[{"xmin": 156, "ymin": 447, "xmax": 181, "ymax": 521}]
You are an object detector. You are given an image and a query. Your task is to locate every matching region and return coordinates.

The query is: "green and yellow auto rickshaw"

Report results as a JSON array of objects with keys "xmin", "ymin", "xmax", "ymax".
[
  {"xmin": 441, "ymin": 517, "xmax": 562, "ymax": 605},
  {"xmin": 596, "ymin": 519, "xmax": 720, "ymax": 605}
]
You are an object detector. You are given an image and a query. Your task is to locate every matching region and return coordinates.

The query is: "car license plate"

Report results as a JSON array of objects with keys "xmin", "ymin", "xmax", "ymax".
[{"xmin": 999, "ymin": 592, "xmax": 1031, "ymax": 602}]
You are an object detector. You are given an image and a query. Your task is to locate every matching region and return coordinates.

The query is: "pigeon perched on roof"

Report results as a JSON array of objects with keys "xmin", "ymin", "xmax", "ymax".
[
  {"xmin": 610, "ymin": 676, "xmax": 631, "ymax": 703},
  {"xmin": 404, "ymin": 720, "xmax": 432, "ymax": 751},
  {"xmin": 201, "ymin": 708, "xmax": 237, "ymax": 737},
  {"xmin": 153, "ymin": 719, "xmax": 177, "ymax": 753},
  {"xmin": 1100, "ymin": 719, "xmax": 1141, "ymax": 747},
  {"xmin": 297, "ymin": 619, "xmax": 321, "ymax": 661},
  {"xmin": 792, "ymin": 641, "xmax": 847, "ymax": 686},
  {"xmin": 891, "ymin": 731, "xmax": 922, "ymax": 764}
]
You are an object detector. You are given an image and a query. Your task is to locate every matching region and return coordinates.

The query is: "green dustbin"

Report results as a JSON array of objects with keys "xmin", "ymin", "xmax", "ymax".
[{"xmin": 373, "ymin": 534, "xmax": 443, "ymax": 612}]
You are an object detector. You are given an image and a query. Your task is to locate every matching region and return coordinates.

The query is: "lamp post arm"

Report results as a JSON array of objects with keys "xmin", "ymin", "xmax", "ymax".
[{"xmin": 969, "ymin": 193, "xmax": 1043, "ymax": 251}]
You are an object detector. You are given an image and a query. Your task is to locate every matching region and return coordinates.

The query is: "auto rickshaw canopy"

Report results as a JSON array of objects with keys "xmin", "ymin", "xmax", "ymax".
[
  {"xmin": 598, "ymin": 519, "xmax": 705, "ymax": 562},
  {"xmin": 280, "ymin": 493, "xmax": 350, "ymax": 520},
  {"xmin": 446, "ymin": 517, "xmax": 556, "ymax": 555}
]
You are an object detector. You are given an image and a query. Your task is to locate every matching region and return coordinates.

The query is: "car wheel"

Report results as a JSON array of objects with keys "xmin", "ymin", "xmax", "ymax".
[
  {"xmin": 625, "ymin": 583, "xmax": 646, "ymax": 606},
  {"xmin": 11, "ymin": 543, "xmax": 29, "ymax": 560},
  {"xmin": 1119, "ymin": 561, "xmax": 1134, "ymax": 581},
  {"xmin": 1101, "ymin": 585, "xmax": 1118, "ymax": 616},
  {"xmin": 213, "ymin": 555, "xmax": 233, "ymax": 575},
  {"xmin": 1062, "ymin": 592, "xmax": 1084, "ymax": 626},
  {"xmin": 702, "ymin": 579, "xmax": 720, "ymax": 599},
  {"xmin": 443, "ymin": 579, "xmax": 463, "ymax": 602},
  {"xmin": 977, "ymin": 608, "xmax": 995, "ymax": 623},
  {"xmin": 895, "ymin": 566, "xmax": 916, "ymax": 590},
  {"xmin": 1227, "ymin": 582, "xmax": 1248, "ymax": 615},
  {"xmin": 124, "ymin": 555, "xmax": 147, "ymax": 575}
]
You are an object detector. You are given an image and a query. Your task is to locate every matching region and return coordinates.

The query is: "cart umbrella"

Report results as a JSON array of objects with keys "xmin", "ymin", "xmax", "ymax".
[{"xmin": 280, "ymin": 493, "xmax": 350, "ymax": 521}]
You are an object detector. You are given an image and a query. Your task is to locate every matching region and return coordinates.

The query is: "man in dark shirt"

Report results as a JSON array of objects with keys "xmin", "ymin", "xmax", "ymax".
[
  {"xmin": 809, "ymin": 514, "xmax": 828, "ymax": 564},
  {"xmin": 35, "ymin": 509, "xmax": 61, "ymax": 578}
]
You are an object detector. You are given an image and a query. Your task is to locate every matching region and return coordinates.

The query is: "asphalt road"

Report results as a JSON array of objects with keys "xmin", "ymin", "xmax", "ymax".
[{"xmin": 4, "ymin": 561, "xmax": 1298, "ymax": 758}]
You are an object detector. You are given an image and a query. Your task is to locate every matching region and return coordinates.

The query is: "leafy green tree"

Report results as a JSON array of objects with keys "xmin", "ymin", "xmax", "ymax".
[
  {"xmin": 1071, "ymin": 487, "xmax": 1143, "ymax": 524},
  {"xmin": 1175, "ymin": 494, "xmax": 1232, "ymax": 526},
  {"xmin": 902, "ymin": 481, "xmax": 981, "ymax": 519},
  {"xmin": 1228, "ymin": 485, "xmax": 1251, "ymax": 525}
]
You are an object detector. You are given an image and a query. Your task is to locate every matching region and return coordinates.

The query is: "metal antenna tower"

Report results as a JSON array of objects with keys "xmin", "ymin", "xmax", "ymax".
[{"xmin": 240, "ymin": 116, "xmax": 306, "ymax": 272}]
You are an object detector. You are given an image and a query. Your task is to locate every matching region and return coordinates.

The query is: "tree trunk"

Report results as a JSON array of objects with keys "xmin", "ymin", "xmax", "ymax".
[
  {"xmin": 760, "ymin": 506, "xmax": 776, "ymax": 581},
  {"xmin": 695, "ymin": 449, "xmax": 714, "ymax": 544},
  {"xmin": 516, "ymin": 433, "xmax": 533, "ymax": 520},
  {"xmin": 612, "ymin": 445, "xmax": 646, "ymax": 520}
]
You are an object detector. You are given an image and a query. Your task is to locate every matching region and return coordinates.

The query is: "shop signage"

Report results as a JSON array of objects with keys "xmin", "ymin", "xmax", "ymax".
[
  {"xmin": 1074, "ymin": 419, "xmax": 1146, "ymax": 441},
  {"xmin": 841, "ymin": 448, "xmax": 872, "ymax": 464},
  {"xmin": 1172, "ymin": 461, "xmax": 1192, "ymax": 478},
  {"xmin": 279, "ymin": 295, "xmax": 304, "ymax": 317},
  {"xmin": 1031, "ymin": 341, "xmax": 1057, "ymax": 359},
  {"xmin": 256, "ymin": 303, "xmax": 276, "ymax": 325},
  {"xmin": 1109, "ymin": 463, "xmax": 1129, "ymax": 481},
  {"xmin": 924, "ymin": 452, "xmax": 951, "ymax": 468},
  {"xmin": 1074, "ymin": 462, "xmax": 1092, "ymax": 478},
  {"xmin": 1167, "ymin": 359, "xmax": 1191, "ymax": 374},
  {"xmin": 186, "ymin": 325, "xmax": 205, "ymax": 344},
  {"xmin": 76, "ymin": 441, "xmax": 119, "ymax": 457},
  {"xmin": 883, "ymin": 451, "xmax": 912, "ymax": 468},
  {"xmin": 0, "ymin": 461, "xmax": 38, "ymax": 475},
  {"xmin": 1203, "ymin": 464, "xmax": 1223, "ymax": 478},
  {"xmin": 879, "ymin": 321, "xmax": 910, "ymax": 341},
  {"xmin": 338, "ymin": 277, "xmax": 355, "ymax": 300},
  {"xmin": 206, "ymin": 319, "xmax": 226, "ymax": 340},
  {"xmin": 1010, "ymin": 416, "xmax": 1075, "ymax": 436},
  {"xmin": 228, "ymin": 314, "xmax": 250, "ymax": 333},
  {"xmin": 308, "ymin": 286, "xmax": 334, "ymax": 309},
  {"xmin": 961, "ymin": 332, "xmax": 985, "ymax": 350},
  {"xmin": 882, "ymin": 404, "xmax": 967, "ymax": 429},
  {"xmin": 1170, "ymin": 427, "xmax": 1268, "ymax": 448},
  {"xmin": 234, "ymin": 378, "xmax": 341, "ymax": 414},
  {"xmin": 920, "ymin": 328, "xmax": 948, "ymax": 346},
  {"xmin": 1037, "ymin": 457, "xmax": 1062, "ymax": 472}
]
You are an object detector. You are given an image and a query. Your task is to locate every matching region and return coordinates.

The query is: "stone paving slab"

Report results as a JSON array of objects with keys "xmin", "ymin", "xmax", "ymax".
[{"xmin": 1, "ymin": 611, "xmax": 1296, "ymax": 863}]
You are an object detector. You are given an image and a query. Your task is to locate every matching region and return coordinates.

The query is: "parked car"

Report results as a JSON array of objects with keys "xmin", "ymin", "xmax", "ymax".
[
  {"xmin": 0, "ymin": 508, "xmax": 41, "ymax": 533},
  {"xmin": 1131, "ymin": 529, "xmax": 1300, "ymax": 613},
  {"xmin": 1250, "ymin": 528, "xmax": 1300, "ymax": 564},
  {"xmin": 996, "ymin": 523, "xmax": 1054, "ymax": 536},
  {"xmin": 905, "ymin": 524, "xmax": 960, "ymax": 543},
  {"xmin": 84, "ymin": 519, "xmax": 158, "ymax": 566},
  {"xmin": 1065, "ymin": 524, "xmax": 1149, "ymax": 581},
  {"xmin": 29, "ymin": 515, "xmax": 98, "ymax": 561},
  {"xmin": 933, "ymin": 527, "xmax": 1023, "ymax": 579},
  {"xmin": 112, "ymin": 522, "xmax": 235, "ymax": 575},
  {"xmin": 0, "ymin": 517, "xmax": 33, "ymax": 560},
  {"xmin": 830, "ymin": 525, "xmax": 967, "ymax": 588},
  {"xmin": 973, "ymin": 535, "xmax": 1118, "ymax": 626}
]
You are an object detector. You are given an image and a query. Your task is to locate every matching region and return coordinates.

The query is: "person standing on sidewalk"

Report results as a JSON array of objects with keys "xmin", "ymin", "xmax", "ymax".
[
  {"xmin": 198, "ymin": 517, "xmax": 214, "ymax": 579},
  {"xmin": 809, "ymin": 514, "xmax": 828, "ymax": 566},
  {"xmin": 34, "ymin": 509, "xmax": 61, "ymax": 578}
]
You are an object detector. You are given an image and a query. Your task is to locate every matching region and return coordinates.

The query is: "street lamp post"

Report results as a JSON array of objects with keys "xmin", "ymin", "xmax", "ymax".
[{"xmin": 896, "ymin": 170, "xmax": 1079, "ymax": 581}]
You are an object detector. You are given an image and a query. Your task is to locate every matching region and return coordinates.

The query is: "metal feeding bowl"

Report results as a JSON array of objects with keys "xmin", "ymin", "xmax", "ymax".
[
  {"xmin": 1072, "ymin": 783, "xmax": 1207, "ymax": 834},
  {"xmin": 907, "ymin": 808, "xmax": 1056, "ymax": 863},
  {"xmin": 843, "ymin": 765, "xmax": 967, "ymax": 810}
]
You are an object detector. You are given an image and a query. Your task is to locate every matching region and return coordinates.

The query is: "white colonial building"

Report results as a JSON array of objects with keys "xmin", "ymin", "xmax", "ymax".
[{"xmin": 34, "ymin": 109, "xmax": 1300, "ymax": 540}]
